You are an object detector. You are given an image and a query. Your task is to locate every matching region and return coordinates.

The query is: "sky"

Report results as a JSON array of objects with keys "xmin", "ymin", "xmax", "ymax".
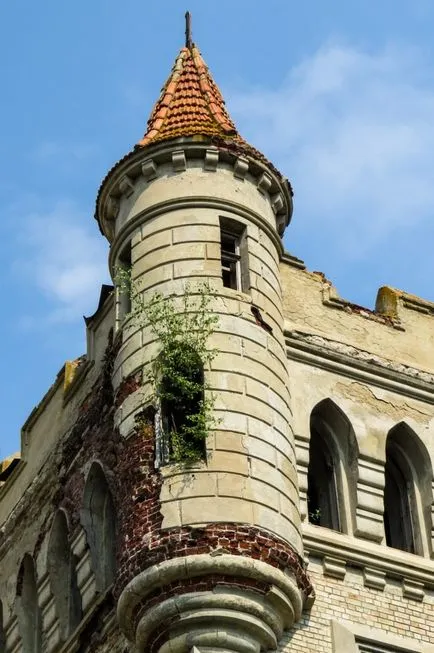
[{"xmin": 1, "ymin": 0, "xmax": 434, "ymax": 457}]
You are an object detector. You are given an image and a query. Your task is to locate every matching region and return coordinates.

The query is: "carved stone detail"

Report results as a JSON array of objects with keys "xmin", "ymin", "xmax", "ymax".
[
  {"xmin": 172, "ymin": 150, "xmax": 187, "ymax": 172},
  {"xmin": 233, "ymin": 157, "xmax": 249, "ymax": 180},
  {"xmin": 119, "ymin": 175, "xmax": 135, "ymax": 197},
  {"xmin": 204, "ymin": 147, "xmax": 219, "ymax": 171}
]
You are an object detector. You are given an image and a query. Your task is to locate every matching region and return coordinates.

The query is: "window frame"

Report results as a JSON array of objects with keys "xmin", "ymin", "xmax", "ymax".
[{"xmin": 219, "ymin": 217, "xmax": 249, "ymax": 293}]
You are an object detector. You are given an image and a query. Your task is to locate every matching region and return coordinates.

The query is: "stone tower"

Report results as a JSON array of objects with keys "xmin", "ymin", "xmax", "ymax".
[{"xmin": 96, "ymin": 17, "xmax": 312, "ymax": 653}]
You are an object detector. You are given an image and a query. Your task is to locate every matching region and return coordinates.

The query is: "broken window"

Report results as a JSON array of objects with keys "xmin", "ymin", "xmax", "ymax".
[
  {"xmin": 219, "ymin": 217, "xmax": 249, "ymax": 292},
  {"xmin": 307, "ymin": 426, "xmax": 341, "ymax": 531}
]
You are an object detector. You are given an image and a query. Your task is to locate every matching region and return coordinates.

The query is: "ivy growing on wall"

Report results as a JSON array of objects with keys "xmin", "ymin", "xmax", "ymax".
[{"xmin": 117, "ymin": 269, "xmax": 219, "ymax": 463}]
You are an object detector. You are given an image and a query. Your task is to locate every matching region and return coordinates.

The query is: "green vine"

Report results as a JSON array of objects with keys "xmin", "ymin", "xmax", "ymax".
[{"xmin": 116, "ymin": 269, "xmax": 219, "ymax": 463}]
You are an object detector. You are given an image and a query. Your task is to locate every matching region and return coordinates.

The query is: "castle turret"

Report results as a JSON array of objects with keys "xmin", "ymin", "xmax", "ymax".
[{"xmin": 96, "ymin": 16, "xmax": 312, "ymax": 653}]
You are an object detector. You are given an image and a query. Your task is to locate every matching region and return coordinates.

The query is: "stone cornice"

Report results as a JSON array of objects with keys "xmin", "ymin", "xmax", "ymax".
[
  {"xmin": 97, "ymin": 139, "xmax": 292, "ymax": 241},
  {"xmin": 285, "ymin": 330, "xmax": 434, "ymax": 404},
  {"xmin": 303, "ymin": 523, "xmax": 434, "ymax": 593}
]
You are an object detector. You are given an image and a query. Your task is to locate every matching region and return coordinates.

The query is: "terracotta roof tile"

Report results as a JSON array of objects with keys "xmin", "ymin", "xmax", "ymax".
[{"xmin": 137, "ymin": 44, "xmax": 243, "ymax": 148}]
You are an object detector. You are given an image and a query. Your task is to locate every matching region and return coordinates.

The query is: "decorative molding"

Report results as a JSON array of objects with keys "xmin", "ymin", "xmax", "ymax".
[
  {"xmin": 118, "ymin": 175, "xmax": 135, "ymax": 197},
  {"xmin": 172, "ymin": 149, "xmax": 187, "ymax": 172},
  {"xmin": 141, "ymin": 159, "xmax": 158, "ymax": 181},
  {"xmin": 97, "ymin": 139, "xmax": 293, "ymax": 240},
  {"xmin": 303, "ymin": 524, "xmax": 434, "ymax": 591},
  {"xmin": 118, "ymin": 554, "xmax": 305, "ymax": 653},
  {"xmin": 271, "ymin": 193, "xmax": 284, "ymax": 215},
  {"xmin": 402, "ymin": 579, "xmax": 425, "ymax": 602},
  {"xmin": 106, "ymin": 196, "xmax": 120, "ymax": 219},
  {"xmin": 257, "ymin": 171, "xmax": 272, "ymax": 194},
  {"xmin": 323, "ymin": 555, "xmax": 346, "ymax": 580},
  {"xmin": 285, "ymin": 330, "xmax": 434, "ymax": 404},
  {"xmin": 233, "ymin": 156, "xmax": 249, "ymax": 179},
  {"xmin": 204, "ymin": 147, "xmax": 219, "ymax": 171},
  {"xmin": 363, "ymin": 567, "xmax": 386, "ymax": 591}
]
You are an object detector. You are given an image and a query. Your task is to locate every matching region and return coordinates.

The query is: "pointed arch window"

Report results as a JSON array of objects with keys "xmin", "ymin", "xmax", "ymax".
[
  {"xmin": 308, "ymin": 427, "xmax": 340, "ymax": 530},
  {"xmin": 81, "ymin": 463, "xmax": 116, "ymax": 592},
  {"xmin": 47, "ymin": 510, "xmax": 82, "ymax": 641},
  {"xmin": 307, "ymin": 399, "xmax": 358, "ymax": 534},
  {"xmin": 16, "ymin": 554, "xmax": 42, "ymax": 653},
  {"xmin": 383, "ymin": 424, "xmax": 433, "ymax": 556}
]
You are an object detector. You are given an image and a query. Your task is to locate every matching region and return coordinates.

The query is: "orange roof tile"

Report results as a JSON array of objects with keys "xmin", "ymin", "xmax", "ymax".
[{"xmin": 137, "ymin": 45, "xmax": 239, "ymax": 147}]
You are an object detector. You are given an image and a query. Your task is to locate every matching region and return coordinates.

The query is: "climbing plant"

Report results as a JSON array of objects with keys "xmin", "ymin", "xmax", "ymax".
[{"xmin": 116, "ymin": 269, "xmax": 219, "ymax": 463}]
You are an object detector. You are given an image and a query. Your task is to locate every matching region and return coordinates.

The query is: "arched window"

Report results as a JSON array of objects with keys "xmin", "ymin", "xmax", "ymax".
[
  {"xmin": 0, "ymin": 599, "xmax": 6, "ymax": 652},
  {"xmin": 307, "ymin": 399, "xmax": 358, "ymax": 533},
  {"xmin": 384, "ymin": 424, "xmax": 433, "ymax": 556},
  {"xmin": 47, "ymin": 510, "xmax": 82, "ymax": 641},
  {"xmin": 16, "ymin": 554, "xmax": 42, "ymax": 653},
  {"xmin": 81, "ymin": 462, "xmax": 116, "ymax": 592}
]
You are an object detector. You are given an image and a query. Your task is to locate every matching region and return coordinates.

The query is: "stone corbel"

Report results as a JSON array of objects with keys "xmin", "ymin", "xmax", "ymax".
[
  {"xmin": 204, "ymin": 147, "xmax": 219, "ymax": 171},
  {"xmin": 141, "ymin": 159, "xmax": 158, "ymax": 181},
  {"xmin": 271, "ymin": 193, "xmax": 284, "ymax": 215},
  {"xmin": 257, "ymin": 171, "xmax": 272, "ymax": 194},
  {"xmin": 363, "ymin": 567, "xmax": 386, "ymax": 591},
  {"xmin": 233, "ymin": 156, "xmax": 249, "ymax": 179},
  {"xmin": 323, "ymin": 555, "xmax": 346, "ymax": 580},
  {"xmin": 172, "ymin": 150, "xmax": 187, "ymax": 172},
  {"xmin": 119, "ymin": 175, "xmax": 135, "ymax": 197},
  {"xmin": 402, "ymin": 579, "xmax": 424, "ymax": 602}
]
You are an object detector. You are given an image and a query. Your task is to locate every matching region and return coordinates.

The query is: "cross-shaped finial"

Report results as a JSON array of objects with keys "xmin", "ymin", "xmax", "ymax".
[{"xmin": 185, "ymin": 11, "xmax": 193, "ymax": 49}]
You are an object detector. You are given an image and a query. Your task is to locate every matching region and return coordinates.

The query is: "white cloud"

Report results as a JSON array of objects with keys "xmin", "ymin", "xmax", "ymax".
[
  {"xmin": 14, "ymin": 200, "xmax": 109, "ymax": 324},
  {"xmin": 228, "ymin": 43, "xmax": 434, "ymax": 257}
]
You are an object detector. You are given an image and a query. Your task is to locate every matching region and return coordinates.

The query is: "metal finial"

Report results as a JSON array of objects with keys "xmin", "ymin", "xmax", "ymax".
[{"xmin": 185, "ymin": 11, "xmax": 192, "ymax": 49}]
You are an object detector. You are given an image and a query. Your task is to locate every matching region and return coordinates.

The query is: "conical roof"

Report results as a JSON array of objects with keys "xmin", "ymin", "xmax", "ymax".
[
  {"xmin": 137, "ymin": 44, "xmax": 238, "ymax": 147},
  {"xmin": 134, "ymin": 33, "xmax": 276, "ymax": 171}
]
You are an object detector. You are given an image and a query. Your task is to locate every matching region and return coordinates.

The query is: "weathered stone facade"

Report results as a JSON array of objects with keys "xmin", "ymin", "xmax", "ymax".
[{"xmin": 1, "ymin": 25, "xmax": 434, "ymax": 653}]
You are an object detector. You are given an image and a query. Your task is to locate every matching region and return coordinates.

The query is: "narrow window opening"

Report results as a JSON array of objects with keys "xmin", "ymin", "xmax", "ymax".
[
  {"xmin": 219, "ymin": 217, "xmax": 249, "ymax": 292},
  {"xmin": 159, "ymin": 343, "xmax": 206, "ymax": 464},
  {"xmin": 384, "ymin": 449, "xmax": 415, "ymax": 553},
  {"xmin": 16, "ymin": 555, "xmax": 42, "ymax": 653},
  {"xmin": 307, "ymin": 427, "xmax": 341, "ymax": 531},
  {"xmin": 47, "ymin": 511, "xmax": 82, "ymax": 641},
  {"xmin": 81, "ymin": 463, "xmax": 116, "ymax": 591}
]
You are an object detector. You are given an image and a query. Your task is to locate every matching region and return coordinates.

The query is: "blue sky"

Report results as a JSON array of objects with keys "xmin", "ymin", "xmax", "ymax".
[{"xmin": 1, "ymin": 0, "xmax": 434, "ymax": 457}]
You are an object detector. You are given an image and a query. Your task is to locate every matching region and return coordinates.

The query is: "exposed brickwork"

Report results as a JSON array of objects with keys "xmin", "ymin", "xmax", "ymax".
[
  {"xmin": 114, "ymin": 371, "xmax": 142, "ymax": 410},
  {"xmin": 59, "ymin": 329, "xmax": 123, "ymax": 535},
  {"xmin": 114, "ymin": 410, "xmax": 311, "ymax": 604},
  {"xmin": 286, "ymin": 557, "xmax": 434, "ymax": 652}
]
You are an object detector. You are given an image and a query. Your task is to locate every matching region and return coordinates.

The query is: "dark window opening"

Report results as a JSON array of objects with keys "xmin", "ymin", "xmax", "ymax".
[
  {"xmin": 384, "ymin": 451, "xmax": 415, "ymax": 553},
  {"xmin": 81, "ymin": 463, "xmax": 116, "ymax": 592},
  {"xmin": 221, "ymin": 231, "xmax": 240, "ymax": 290},
  {"xmin": 219, "ymin": 217, "xmax": 249, "ymax": 292},
  {"xmin": 159, "ymin": 344, "xmax": 206, "ymax": 463},
  {"xmin": 16, "ymin": 555, "xmax": 42, "ymax": 653},
  {"xmin": 307, "ymin": 427, "xmax": 341, "ymax": 531}
]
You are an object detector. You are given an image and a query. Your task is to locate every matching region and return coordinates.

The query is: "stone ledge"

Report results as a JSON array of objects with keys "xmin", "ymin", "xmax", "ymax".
[{"xmin": 303, "ymin": 524, "xmax": 434, "ymax": 593}]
